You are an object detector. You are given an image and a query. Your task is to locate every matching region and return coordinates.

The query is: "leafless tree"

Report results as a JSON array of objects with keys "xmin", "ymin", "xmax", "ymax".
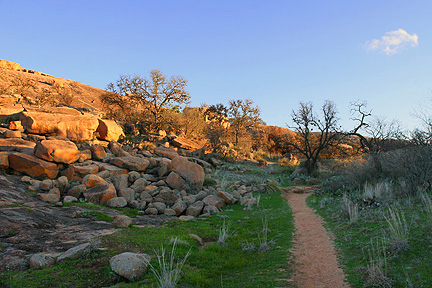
[
  {"xmin": 102, "ymin": 70, "xmax": 190, "ymax": 131},
  {"xmin": 288, "ymin": 100, "xmax": 341, "ymax": 175},
  {"xmin": 227, "ymin": 99, "xmax": 262, "ymax": 147},
  {"xmin": 348, "ymin": 101, "xmax": 404, "ymax": 173}
]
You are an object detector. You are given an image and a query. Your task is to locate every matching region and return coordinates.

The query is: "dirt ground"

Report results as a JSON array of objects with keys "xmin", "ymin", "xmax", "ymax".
[{"xmin": 283, "ymin": 187, "xmax": 350, "ymax": 288}]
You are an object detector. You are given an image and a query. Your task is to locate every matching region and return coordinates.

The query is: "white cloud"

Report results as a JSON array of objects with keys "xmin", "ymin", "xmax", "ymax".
[{"xmin": 365, "ymin": 28, "xmax": 419, "ymax": 55}]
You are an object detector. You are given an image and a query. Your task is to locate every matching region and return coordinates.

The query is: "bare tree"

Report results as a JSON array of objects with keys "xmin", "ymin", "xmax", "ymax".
[
  {"xmin": 348, "ymin": 101, "xmax": 404, "ymax": 173},
  {"xmin": 227, "ymin": 99, "xmax": 262, "ymax": 147},
  {"xmin": 288, "ymin": 100, "xmax": 341, "ymax": 175},
  {"xmin": 103, "ymin": 70, "xmax": 190, "ymax": 131}
]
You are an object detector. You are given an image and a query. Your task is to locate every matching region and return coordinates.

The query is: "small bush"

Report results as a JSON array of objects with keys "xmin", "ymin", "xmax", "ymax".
[
  {"xmin": 385, "ymin": 207, "xmax": 410, "ymax": 253},
  {"xmin": 265, "ymin": 180, "xmax": 282, "ymax": 193},
  {"xmin": 363, "ymin": 240, "xmax": 393, "ymax": 288}
]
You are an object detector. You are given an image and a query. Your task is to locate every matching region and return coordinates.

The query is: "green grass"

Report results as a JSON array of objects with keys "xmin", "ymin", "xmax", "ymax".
[
  {"xmin": 2, "ymin": 192, "xmax": 295, "ymax": 288},
  {"xmin": 308, "ymin": 192, "xmax": 432, "ymax": 287}
]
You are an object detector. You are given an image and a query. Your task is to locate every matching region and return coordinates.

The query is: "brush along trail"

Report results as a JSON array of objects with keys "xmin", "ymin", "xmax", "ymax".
[{"xmin": 283, "ymin": 186, "xmax": 350, "ymax": 288}]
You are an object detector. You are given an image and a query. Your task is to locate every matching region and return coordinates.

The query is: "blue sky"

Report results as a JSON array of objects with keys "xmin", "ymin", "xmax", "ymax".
[{"xmin": 1, "ymin": 0, "xmax": 431, "ymax": 131}]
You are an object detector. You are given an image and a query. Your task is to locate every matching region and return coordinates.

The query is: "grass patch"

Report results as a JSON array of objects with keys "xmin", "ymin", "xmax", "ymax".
[
  {"xmin": 2, "ymin": 192, "xmax": 295, "ymax": 288},
  {"xmin": 308, "ymin": 192, "xmax": 432, "ymax": 287}
]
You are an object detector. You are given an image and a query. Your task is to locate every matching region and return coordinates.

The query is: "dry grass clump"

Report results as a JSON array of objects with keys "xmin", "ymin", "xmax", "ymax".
[
  {"xmin": 362, "ymin": 240, "xmax": 393, "ymax": 288},
  {"xmin": 217, "ymin": 220, "xmax": 234, "ymax": 246},
  {"xmin": 341, "ymin": 194, "xmax": 360, "ymax": 225},
  {"xmin": 150, "ymin": 237, "xmax": 191, "ymax": 288},
  {"xmin": 265, "ymin": 180, "xmax": 282, "ymax": 193},
  {"xmin": 361, "ymin": 181, "xmax": 394, "ymax": 206},
  {"xmin": 384, "ymin": 207, "xmax": 410, "ymax": 253}
]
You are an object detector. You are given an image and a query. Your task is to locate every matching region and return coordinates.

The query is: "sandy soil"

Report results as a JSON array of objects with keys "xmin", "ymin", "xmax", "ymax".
[{"xmin": 284, "ymin": 187, "xmax": 350, "ymax": 288}]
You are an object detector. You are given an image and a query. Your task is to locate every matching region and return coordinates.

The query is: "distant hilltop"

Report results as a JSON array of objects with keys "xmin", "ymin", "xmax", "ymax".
[{"xmin": 0, "ymin": 59, "xmax": 52, "ymax": 77}]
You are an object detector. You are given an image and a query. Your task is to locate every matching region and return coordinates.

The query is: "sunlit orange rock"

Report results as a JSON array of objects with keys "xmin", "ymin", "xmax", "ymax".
[
  {"xmin": 34, "ymin": 140, "xmax": 80, "ymax": 164},
  {"xmin": 9, "ymin": 152, "xmax": 58, "ymax": 179},
  {"xmin": 169, "ymin": 156, "xmax": 204, "ymax": 191},
  {"xmin": 96, "ymin": 119, "xmax": 125, "ymax": 142}
]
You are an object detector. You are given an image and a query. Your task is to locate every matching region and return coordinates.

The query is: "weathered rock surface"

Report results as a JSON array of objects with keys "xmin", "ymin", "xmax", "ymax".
[
  {"xmin": 83, "ymin": 184, "xmax": 116, "ymax": 204},
  {"xmin": 110, "ymin": 156, "xmax": 149, "ymax": 172},
  {"xmin": 169, "ymin": 156, "xmax": 205, "ymax": 191},
  {"xmin": 29, "ymin": 253, "xmax": 56, "ymax": 269},
  {"xmin": 9, "ymin": 152, "xmax": 58, "ymax": 179},
  {"xmin": 172, "ymin": 136, "xmax": 203, "ymax": 151},
  {"xmin": 20, "ymin": 111, "xmax": 99, "ymax": 142},
  {"xmin": 34, "ymin": 139, "xmax": 80, "ymax": 164},
  {"xmin": 110, "ymin": 252, "xmax": 150, "ymax": 281},
  {"xmin": 0, "ymin": 138, "xmax": 35, "ymax": 154},
  {"xmin": 96, "ymin": 119, "xmax": 124, "ymax": 142},
  {"xmin": 56, "ymin": 242, "xmax": 94, "ymax": 263}
]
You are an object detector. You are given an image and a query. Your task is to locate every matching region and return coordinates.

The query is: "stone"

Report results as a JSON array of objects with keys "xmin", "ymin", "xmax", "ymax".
[
  {"xmin": 108, "ymin": 141, "xmax": 130, "ymax": 157},
  {"xmin": 40, "ymin": 179, "xmax": 54, "ymax": 191},
  {"xmin": 169, "ymin": 156, "xmax": 205, "ymax": 191},
  {"xmin": 128, "ymin": 171, "xmax": 141, "ymax": 183},
  {"xmin": 90, "ymin": 145, "xmax": 108, "ymax": 161},
  {"xmin": 0, "ymin": 151, "xmax": 10, "ymax": 169},
  {"xmin": 0, "ymin": 138, "xmax": 36, "ymax": 154},
  {"xmin": 140, "ymin": 191, "xmax": 153, "ymax": 203},
  {"xmin": 217, "ymin": 191, "xmax": 234, "ymax": 204},
  {"xmin": 83, "ymin": 174, "xmax": 108, "ymax": 188},
  {"xmin": 57, "ymin": 242, "xmax": 94, "ymax": 263},
  {"xmin": 113, "ymin": 215, "xmax": 132, "ymax": 227},
  {"xmin": 83, "ymin": 184, "xmax": 117, "ymax": 204},
  {"xmin": 63, "ymin": 196, "xmax": 78, "ymax": 203},
  {"xmin": 26, "ymin": 134, "xmax": 46, "ymax": 142},
  {"xmin": 9, "ymin": 152, "xmax": 58, "ymax": 179},
  {"xmin": 154, "ymin": 146, "xmax": 178, "ymax": 159},
  {"xmin": 37, "ymin": 192, "xmax": 60, "ymax": 203},
  {"xmin": 106, "ymin": 197, "xmax": 128, "ymax": 208},
  {"xmin": 172, "ymin": 136, "xmax": 203, "ymax": 151},
  {"xmin": 110, "ymin": 252, "xmax": 150, "ymax": 281},
  {"xmin": 203, "ymin": 205, "xmax": 220, "ymax": 214},
  {"xmin": 110, "ymin": 156, "xmax": 149, "ymax": 172},
  {"xmin": 0, "ymin": 103, "xmax": 24, "ymax": 120},
  {"xmin": 164, "ymin": 208, "xmax": 177, "ymax": 216},
  {"xmin": 96, "ymin": 119, "xmax": 125, "ymax": 142},
  {"xmin": 63, "ymin": 164, "xmax": 100, "ymax": 181},
  {"xmin": 149, "ymin": 202, "xmax": 166, "ymax": 214},
  {"xmin": 186, "ymin": 201, "xmax": 204, "ymax": 217},
  {"xmin": 172, "ymin": 200, "xmax": 187, "ymax": 215},
  {"xmin": 0, "ymin": 59, "xmax": 22, "ymax": 70},
  {"xmin": 154, "ymin": 189, "xmax": 179, "ymax": 207},
  {"xmin": 130, "ymin": 178, "xmax": 150, "ymax": 193},
  {"xmin": 29, "ymin": 253, "xmax": 55, "ymax": 269},
  {"xmin": 94, "ymin": 162, "xmax": 127, "ymax": 177},
  {"xmin": 4, "ymin": 129, "xmax": 21, "ymax": 138},
  {"xmin": 118, "ymin": 188, "xmax": 135, "ymax": 203},
  {"xmin": 166, "ymin": 171, "xmax": 187, "ymax": 191},
  {"xmin": 111, "ymin": 174, "xmax": 129, "ymax": 191},
  {"xmin": 67, "ymin": 184, "xmax": 86, "ymax": 198},
  {"xmin": 183, "ymin": 195, "xmax": 197, "ymax": 206},
  {"xmin": 145, "ymin": 207, "xmax": 158, "ymax": 215},
  {"xmin": 79, "ymin": 149, "xmax": 92, "ymax": 162},
  {"xmin": 56, "ymin": 175, "xmax": 69, "ymax": 188},
  {"xmin": 179, "ymin": 215, "xmax": 194, "ymax": 221},
  {"xmin": 8, "ymin": 121, "xmax": 23, "ymax": 131},
  {"xmin": 34, "ymin": 140, "xmax": 80, "ymax": 164},
  {"xmin": 20, "ymin": 111, "xmax": 99, "ymax": 142},
  {"xmin": 202, "ymin": 195, "xmax": 225, "ymax": 209}
]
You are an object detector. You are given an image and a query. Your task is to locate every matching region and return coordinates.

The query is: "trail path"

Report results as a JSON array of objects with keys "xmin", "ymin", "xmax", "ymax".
[{"xmin": 283, "ymin": 186, "xmax": 350, "ymax": 288}]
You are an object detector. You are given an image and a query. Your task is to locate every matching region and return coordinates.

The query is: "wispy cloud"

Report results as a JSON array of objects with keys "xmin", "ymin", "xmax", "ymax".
[{"xmin": 365, "ymin": 28, "xmax": 419, "ymax": 55}]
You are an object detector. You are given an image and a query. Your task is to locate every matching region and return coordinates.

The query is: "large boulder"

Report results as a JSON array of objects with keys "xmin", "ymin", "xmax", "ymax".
[
  {"xmin": 0, "ymin": 138, "xmax": 35, "ymax": 154},
  {"xmin": 172, "ymin": 137, "xmax": 203, "ymax": 151},
  {"xmin": 169, "ymin": 156, "xmax": 205, "ymax": 191},
  {"xmin": 110, "ymin": 156, "xmax": 149, "ymax": 172},
  {"xmin": 34, "ymin": 140, "xmax": 80, "ymax": 164},
  {"xmin": 83, "ymin": 184, "xmax": 117, "ymax": 204},
  {"xmin": 96, "ymin": 119, "xmax": 125, "ymax": 142},
  {"xmin": 110, "ymin": 252, "xmax": 151, "ymax": 281},
  {"xmin": 154, "ymin": 146, "xmax": 178, "ymax": 159},
  {"xmin": 0, "ymin": 103, "xmax": 23, "ymax": 122},
  {"xmin": 9, "ymin": 152, "xmax": 58, "ymax": 179},
  {"xmin": 20, "ymin": 111, "xmax": 99, "ymax": 142},
  {"xmin": 63, "ymin": 164, "xmax": 99, "ymax": 181},
  {"xmin": 0, "ymin": 152, "xmax": 10, "ymax": 169}
]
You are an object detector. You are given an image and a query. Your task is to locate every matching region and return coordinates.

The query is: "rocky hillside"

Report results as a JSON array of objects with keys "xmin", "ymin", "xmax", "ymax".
[{"xmin": 0, "ymin": 59, "xmax": 106, "ymax": 111}]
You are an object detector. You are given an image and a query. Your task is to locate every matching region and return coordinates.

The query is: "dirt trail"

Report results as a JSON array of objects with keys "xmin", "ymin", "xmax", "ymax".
[{"xmin": 283, "ymin": 187, "xmax": 350, "ymax": 288}]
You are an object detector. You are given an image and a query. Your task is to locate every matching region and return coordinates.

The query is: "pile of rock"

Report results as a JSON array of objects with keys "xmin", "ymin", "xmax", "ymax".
[{"xmin": 1, "ymin": 125, "xmax": 258, "ymax": 220}]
